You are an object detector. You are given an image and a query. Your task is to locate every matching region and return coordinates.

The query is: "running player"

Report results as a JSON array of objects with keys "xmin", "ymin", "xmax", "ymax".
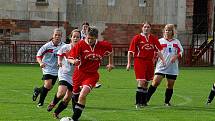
[
  {"xmin": 68, "ymin": 26, "xmax": 114, "ymax": 121},
  {"xmin": 80, "ymin": 22, "xmax": 102, "ymax": 88},
  {"xmin": 46, "ymin": 29, "xmax": 81, "ymax": 119},
  {"xmin": 147, "ymin": 24, "xmax": 183, "ymax": 106},
  {"xmin": 32, "ymin": 28, "xmax": 65, "ymax": 107},
  {"xmin": 126, "ymin": 22, "xmax": 166, "ymax": 109}
]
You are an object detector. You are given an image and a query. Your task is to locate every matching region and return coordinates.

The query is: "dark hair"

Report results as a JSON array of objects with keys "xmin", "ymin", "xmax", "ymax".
[
  {"xmin": 82, "ymin": 22, "xmax": 89, "ymax": 26},
  {"xmin": 142, "ymin": 22, "xmax": 151, "ymax": 27},
  {"xmin": 87, "ymin": 26, "xmax": 98, "ymax": 38}
]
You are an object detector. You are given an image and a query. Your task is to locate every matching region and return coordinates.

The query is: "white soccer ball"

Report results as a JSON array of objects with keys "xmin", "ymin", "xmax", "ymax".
[{"xmin": 60, "ymin": 117, "xmax": 73, "ymax": 121}]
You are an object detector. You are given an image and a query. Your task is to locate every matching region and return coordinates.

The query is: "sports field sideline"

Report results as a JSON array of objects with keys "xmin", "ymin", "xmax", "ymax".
[{"xmin": 0, "ymin": 64, "xmax": 215, "ymax": 121}]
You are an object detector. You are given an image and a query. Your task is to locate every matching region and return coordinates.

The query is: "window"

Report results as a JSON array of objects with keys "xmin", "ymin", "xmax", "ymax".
[
  {"xmin": 108, "ymin": 0, "xmax": 115, "ymax": 6},
  {"xmin": 76, "ymin": 0, "xmax": 83, "ymax": 5},
  {"xmin": 139, "ymin": 0, "xmax": 147, "ymax": 7},
  {"xmin": 35, "ymin": 0, "xmax": 49, "ymax": 6}
]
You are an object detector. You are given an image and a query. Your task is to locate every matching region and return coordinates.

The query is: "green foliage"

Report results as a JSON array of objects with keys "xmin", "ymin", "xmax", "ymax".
[{"xmin": 0, "ymin": 64, "xmax": 215, "ymax": 121}]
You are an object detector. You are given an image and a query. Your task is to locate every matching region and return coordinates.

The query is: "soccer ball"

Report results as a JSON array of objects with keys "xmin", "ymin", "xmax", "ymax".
[{"xmin": 60, "ymin": 117, "xmax": 73, "ymax": 121}]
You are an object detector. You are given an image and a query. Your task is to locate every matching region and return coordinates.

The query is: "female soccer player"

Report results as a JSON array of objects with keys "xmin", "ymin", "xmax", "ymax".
[
  {"xmin": 32, "ymin": 28, "xmax": 65, "ymax": 107},
  {"xmin": 126, "ymin": 22, "xmax": 166, "ymax": 109},
  {"xmin": 68, "ymin": 26, "xmax": 114, "ymax": 121},
  {"xmin": 47, "ymin": 29, "xmax": 81, "ymax": 119},
  {"xmin": 147, "ymin": 24, "xmax": 183, "ymax": 106}
]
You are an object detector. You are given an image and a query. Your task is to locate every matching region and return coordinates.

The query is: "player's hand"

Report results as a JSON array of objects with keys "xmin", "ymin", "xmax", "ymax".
[
  {"xmin": 106, "ymin": 64, "xmax": 114, "ymax": 72},
  {"xmin": 39, "ymin": 63, "xmax": 45, "ymax": 68},
  {"xmin": 73, "ymin": 59, "xmax": 80, "ymax": 66},
  {"xmin": 170, "ymin": 55, "xmax": 178, "ymax": 63},
  {"xmin": 58, "ymin": 62, "xmax": 62, "ymax": 67},
  {"xmin": 126, "ymin": 63, "xmax": 130, "ymax": 71},
  {"xmin": 161, "ymin": 60, "xmax": 166, "ymax": 66}
]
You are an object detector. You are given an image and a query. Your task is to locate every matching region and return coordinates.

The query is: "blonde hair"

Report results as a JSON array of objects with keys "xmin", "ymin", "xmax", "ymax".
[
  {"xmin": 53, "ymin": 28, "xmax": 62, "ymax": 33},
  {"xmin": 163, "ymin": 24, "xmax": 176, "ymax": 36}
]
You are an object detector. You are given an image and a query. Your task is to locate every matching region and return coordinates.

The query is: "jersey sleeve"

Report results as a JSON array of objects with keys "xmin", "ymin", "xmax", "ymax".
[
  {"xmin": 36, "ymin": 44, "xmax": 47, "ymax": 58},
  {"xmin": 102, "ymin": 41, "xmax": 113, "ymax": 56},
  {"xmin": 176, "ymin": 39, "xmax": 184, "ymax": 57},
  {"xmin": 68, "ymin": 42, "xmax": 80, "ymax": 59},
  {"xmin": 57, "ymin": 45, "xmax": 69, "ymax": 57},
  {"xmin": 128, "ymin": 35, "xmax": 139, "ymax": 54},
  {"xmin": 153, "ymin": 36, "xmax": 163, "ymax": 52}
]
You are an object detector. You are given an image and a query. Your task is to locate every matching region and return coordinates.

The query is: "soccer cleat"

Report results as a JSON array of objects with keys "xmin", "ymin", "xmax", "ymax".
[
  {"xmin": 32, "ymin": 87, "xmax": 40, "ymax": 101},
  {"xmin": 141, "ymin": 103, "xmax": 148, "ymax": 107},
  {"xmin": 47, "ymin": 102, "xmax": 55, "ymax": 112},
  {"xmin": 53, "ymin": 113, "xmax": 60, "ymax": 119},
  {"xmin": 37, "ymin": 103, "xmax": 43, "ymax": 108},
  {"xmin": 95, "ymin": 83, "xmax": 102, "ymax": 88},
  {"xmin": 135, "ymin": 104, "xmax": 141, "ymax": 110},
  {"xmin": 164, "ymin": 103, "xmax": 171, "ymax": 107}
]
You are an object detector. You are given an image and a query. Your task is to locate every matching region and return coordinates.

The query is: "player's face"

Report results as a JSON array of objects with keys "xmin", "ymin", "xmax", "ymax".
[
  {"xmin": 71, "ymin": 32, "xmax": 80, "ymax": 44},
  {"xmin": 142, "ymin": 24, "xmax": 151, "ymax": 34},
  {"xmin": 86, "ymin": 35, "xmax": 97, "ymax": 46},
  {"xmin": 52, "ymin": 31, "xmax": 62, "ymax": 44},
  {"xmin": 82, "ymin": 25, "xmax": 89, "ymax": 33},
  {"xmin": 164, "ymin": 28, "xmax": 173, "ymax": 39}
]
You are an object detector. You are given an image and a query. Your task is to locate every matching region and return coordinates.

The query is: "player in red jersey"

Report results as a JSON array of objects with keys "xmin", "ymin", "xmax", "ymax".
[
  {"xmin": 126, "ymin": 22, "xmax": 166, "ymax": 109},
  {"xmin": 68, "ymin": 26, "xmax": 114, "ymax": 121}
]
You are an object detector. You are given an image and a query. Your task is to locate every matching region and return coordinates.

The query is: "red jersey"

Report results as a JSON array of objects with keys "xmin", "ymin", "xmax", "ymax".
[
  {"xmin": 68, "ymin": 40, "xmax": 112, "ymax": 73},
  {"xmin": 128, "ymin": 34, "xmax": 162, "ymax": 60}
]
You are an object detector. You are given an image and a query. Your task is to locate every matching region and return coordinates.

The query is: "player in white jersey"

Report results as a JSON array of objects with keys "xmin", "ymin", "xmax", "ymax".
[
  {"xmin": 147, "ymin": 24, "xmax": 183, "ymax": 106},
  {"xmin": 80, "ymin": 22, "xmax": 89, "ymax": 40},
  {"xmin": 47, "ymin": 29, "xmax": 81, "ymax": 119},
  {"xmin": 32, "ymin": 28, "xmax": 65, "ymax": 108}
]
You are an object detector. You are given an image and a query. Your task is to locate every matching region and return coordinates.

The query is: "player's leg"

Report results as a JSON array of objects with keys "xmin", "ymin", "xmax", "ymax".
[
  {"xmin": 72, "ymin": 85, "xmax": 91, "ymax": 121},
  {"xmin": 207, "ymin": 83, "xmax": 215, "ymax": 104},
  {"xmin": 137, "ymin": 80, "xmax": 149, "ymax": 107},
  {"xmin": 32, "ymin": 86, "xmax": 41, "ymax": 101},
  {"xmin": 164, "ymin": 75, "xmax": 176, "ymax": 106},
  {"xmin": 47, "ymin": 81, "xmax": 67, "ymax": 111},
  {"xmin": 147, "ymin": 74, "xmax": 164, "ymax": 103},
  {"xmin": 38, "ymin": 74, "xmax": 57, "ymax": 107},
  {"xmin": 53, "ymin": 83, "xmax": 73, "ymax": 118}
]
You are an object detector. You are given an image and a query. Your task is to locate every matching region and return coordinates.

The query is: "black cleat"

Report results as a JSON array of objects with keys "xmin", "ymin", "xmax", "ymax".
[{"xmin": 32, "ymin": 87, "xmax": 40, "ymax": 101}]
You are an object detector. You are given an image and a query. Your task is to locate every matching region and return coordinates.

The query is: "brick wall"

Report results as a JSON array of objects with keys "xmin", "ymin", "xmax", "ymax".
[
  {"xmin": 0, "ymin": 19, "xmax": 70, "ymax": 40},
  {"xmin": 101, "ymin": 23, "xmax": 165, "ymax": 45}
]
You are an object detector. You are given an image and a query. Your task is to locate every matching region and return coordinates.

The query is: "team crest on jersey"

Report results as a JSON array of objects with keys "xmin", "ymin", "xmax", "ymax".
[
  {"xmin": 85, "ymin": 54, "xmax": 102, "ymax": 61},
  {"xmin": 142, "ymin": 43, "xmax": 154, "ymax": 50}
]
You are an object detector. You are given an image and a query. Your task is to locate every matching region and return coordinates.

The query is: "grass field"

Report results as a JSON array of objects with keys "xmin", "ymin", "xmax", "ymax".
[{"xmin": 0, "ymin": 64, "xmax": 215, "ymax": 121}]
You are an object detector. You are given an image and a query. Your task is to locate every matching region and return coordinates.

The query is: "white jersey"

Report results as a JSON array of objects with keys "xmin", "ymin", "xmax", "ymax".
[
  {"xmin": 57, "ymin": 44, "xmax": 74, "ymax": 85},
  {"xmin": 36, "ymin": 41, "xmax": 65, "ymax": 76},
  {"xmin": 155, "ymin": 38, "xmax": 183, "ymax": 75},
  {"xmin": 81, "ymin": 30, "xmax": 86, "ymax": 40}
]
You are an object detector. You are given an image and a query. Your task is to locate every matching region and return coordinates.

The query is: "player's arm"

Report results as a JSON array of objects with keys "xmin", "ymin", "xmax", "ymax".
[
  {"xmin": 106, "ymin": 52, "xmax": 114, "ymax": 72},
  {"xmin": 126, "ymin": 51, "xmax": 134, "ymax": 71},
  {"xmin": 157, "ymin": 51, "xmax": 166, "ymax": 66},
  {"xmin": 67, "ymin": 44, "xmax": 80, "ymax": 66},
  {"xmin": 36, "ymin": 45, "xmax": 46, "ymax": 68}
]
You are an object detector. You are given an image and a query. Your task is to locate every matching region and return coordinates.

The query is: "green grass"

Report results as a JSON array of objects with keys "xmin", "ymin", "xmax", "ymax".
[{"xmin": 0, "ymin": 64, "xmax": 215, "ymax": 121}]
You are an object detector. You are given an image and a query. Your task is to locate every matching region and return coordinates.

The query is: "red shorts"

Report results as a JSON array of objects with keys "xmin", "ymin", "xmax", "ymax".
[
  {"xmin": 72, "ymin": 70, "xmax": 99, "ymax": 94},
  {"xmin": 134, "ymin": 58, "xmax": 154, "ymax": 81}
]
